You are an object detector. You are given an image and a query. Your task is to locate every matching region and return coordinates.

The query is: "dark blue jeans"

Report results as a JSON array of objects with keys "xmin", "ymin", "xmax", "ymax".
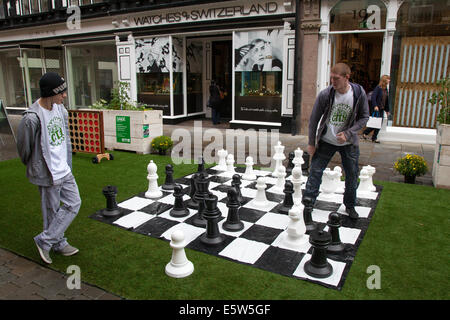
[
  {"xmin": 303, "ymin": 141, "xmax": 360, "ymax": 208},
  {"xmin": 212, "ymin": 108, "xmax": 220, "ymax": 124}
]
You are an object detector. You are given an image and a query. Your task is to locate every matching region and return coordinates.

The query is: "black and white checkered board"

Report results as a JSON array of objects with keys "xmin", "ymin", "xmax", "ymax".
[{"xmin": 90, "ymin": 165, "xmax": 382, "ymax": 290}]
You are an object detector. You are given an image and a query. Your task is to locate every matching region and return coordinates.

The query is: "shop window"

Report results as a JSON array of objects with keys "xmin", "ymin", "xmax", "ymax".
[
  {"xmin": 186, "ymin": 40, "xmax": 203, "ymax": 114},
  {"xmin": 233, "ymin": 30, "xmax": 283, "ymax": 123},
  {"xmin": 66, "ymin": 42, "xmax": 118, "ymax": 109},
  {"xmin": 0, "ymin": 49, "xmax": 26, "ymax": 108},
  {"xmin": 330, "ymin": 0, "xmax": 387, "ymax": 31},
  {"xmin": 172, "ymin": 37, "xmax": 184, "ymax": 116},
  {"xmin": 0, "ymin": 0, "xmax": 6, "ymax": 18}
]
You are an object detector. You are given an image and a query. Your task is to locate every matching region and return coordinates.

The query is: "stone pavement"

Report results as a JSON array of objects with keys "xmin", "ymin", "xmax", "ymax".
[{"xmin": 0, "ymin": 118, "xmax": 435, "ymax": 300}]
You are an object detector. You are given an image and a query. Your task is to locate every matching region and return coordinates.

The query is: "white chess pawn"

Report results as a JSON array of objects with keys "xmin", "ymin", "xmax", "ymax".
[
  {"xmin": 165, "ymin": 230, "xmax": 194, "ymax": 278},
  {"xmin": 321, "ymin": 169, "xmax": 338, "ymax": 199},
  {"xmin": 357, "ymin": 168, "xmax": 372, "ymax": 194},
  {"xmin": 226, "ymin": 154, "xmax": 236, "ymax": 174},
  {"xmin": 272, "ymin": 141, "xmax": 286, "ymax": 178},
  {"xmin": 291, "ymin": 167, "xmax": 303, "ymax": 204},
  {"xmin": 333, "ymin": 166, "xmax": 345, "ymax": 194},
  {"xmin": 242, "ymin": 156, "xmax": 257, "ymax": 181},
  {"xmin": 364, "ymin": 165, "xmax": 377, "ymax": 192},
  {"xmin": 271, "ymin": 166, "xmax": 286, "ymax": 193},
  {"xmin": 281, "ymin": 205, "xmax": 308, "ymax": 249},
  {"xmin": 145, "ymin": 160, "xmax": 163, "ymax": 198},
  {"xmin": 216, "ymin": 149, "xmax": 228, "ymax": 171},
  {"xmin": 253, "ymin": 177, "xmax": 270, "ymax": 209}
]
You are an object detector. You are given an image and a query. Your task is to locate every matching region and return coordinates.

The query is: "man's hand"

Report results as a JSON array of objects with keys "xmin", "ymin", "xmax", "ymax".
[
  {"xmin": 374, "ymin": 106, "xmax": 379, "ymax": 111},
  {"xmin": 307, "ymin": 144, "xmax": 316, "ymax": 157},
  {"xmin": 336, "ymin": 132, "xmax": 347, "ymax": 144}
]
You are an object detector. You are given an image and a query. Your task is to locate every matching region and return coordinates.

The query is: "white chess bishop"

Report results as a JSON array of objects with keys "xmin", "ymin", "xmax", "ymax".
[
  {"xmin": 145, "ymin": 160, "xmax": 163, "ymax": 198},
  {"xmin": 280, "ymin": 205, "xmax": 308, "ymax": 249},
  {"xmin": 363, "ymin": 165, "xmax": 376, "ymax": 192},
  {"xmin": 216, "ymin": 149, "xmax": 228, "ymax": 171},
  {"xmin": 242, "ymin": 156, "xmax": 257, "ymax": 181},
  {"xmin": 272, "ymin": 141, "xmax": 286, "ymax": 178},
  {"xmin": 165, "ymin": 230, "xmax": 194, "ymax": 278}
]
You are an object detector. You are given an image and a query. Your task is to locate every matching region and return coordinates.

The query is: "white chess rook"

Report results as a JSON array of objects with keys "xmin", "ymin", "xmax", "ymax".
[
  {"xmin": 165, "ymin": 230, "xmax": 194, "ymax": 278},
  {"xmin": 242, "ymin": 156, "xmax": 257, "ymax": 181},
  {"xmin": 216, "ymin": 149, "xmax": 228, "ymax": 171},
  {"xmin": 281, "ymin": 205, "xmax": 308, "ymax": 249},
  {"xmin": 272, "ymin": 141, "xmax": 286, "ymax": 178},
  {"xmin": 145, "ymin": 160, "xmax": 163, "ymax": 198}
]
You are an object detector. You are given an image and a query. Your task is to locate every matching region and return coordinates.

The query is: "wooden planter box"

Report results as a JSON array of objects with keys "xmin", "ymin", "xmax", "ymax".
[
  {"xmin": 432, "ymin": 124, "xmax": 450, "ymax": 189},
  {"xmin": 102, "ymin": 109, "xmax": 163, "ymax": 154}
]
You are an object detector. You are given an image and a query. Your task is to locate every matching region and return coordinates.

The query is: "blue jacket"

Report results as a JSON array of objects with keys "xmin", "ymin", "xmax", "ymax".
[
  {"xmin": 371, "ymin": 85, "xmax": 389, "ymax": 113},
  {"xmin": 308, "ymin": 83, "xmax": 369, "ymax": 147}
]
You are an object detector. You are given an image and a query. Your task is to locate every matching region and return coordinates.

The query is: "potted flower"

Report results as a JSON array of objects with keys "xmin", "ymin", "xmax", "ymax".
[
  {"xmin": 394, "ymin": 154, "xmax": 428, "ymax": 184},
  {"xmin": 429, "ymin": 76, "xmax": 450, "ymax": 189},
  {"xmin": 151, "ymin": 135, "xmax": 173, "ymax": 155}
]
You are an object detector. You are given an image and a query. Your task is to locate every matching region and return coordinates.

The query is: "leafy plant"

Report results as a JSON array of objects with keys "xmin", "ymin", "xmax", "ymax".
[
  {"xmin": 429, "ymin": 77, "xmax": 450, "ymax": 125},
  {"xmin": 89, "ymin": 81, "xmax": 151, "ymax": 111},
  {"xmin": 394, "ymin": 154, "xmax": 428, "ymax": 177},
  {"xmin": 151, "ymin": 135, "xmax": 173, "ymax": 153}
]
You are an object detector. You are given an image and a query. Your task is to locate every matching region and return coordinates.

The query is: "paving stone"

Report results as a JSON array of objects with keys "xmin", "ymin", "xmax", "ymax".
[
  {"xmin": 0, "ymin": 272, "xmax": 18, "ymax": 286},
  {"xmin": 0, "ymin": 282, "xmax": 21, "ymax": 298},
  {"xmin": 80, "ymin": 284, "xmax": 109, "ymax": 300},
  {"xmin": 7, "ymin": 257, "xmax": 38, "ymax": 276}
]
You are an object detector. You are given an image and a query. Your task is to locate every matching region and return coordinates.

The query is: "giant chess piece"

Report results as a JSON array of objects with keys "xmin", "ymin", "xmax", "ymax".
[
  {"xmin": 286, "ymin": 151, "xmax": 295, "ymax": 175},
  {"xmin": 357, "ymin": 168, "xmax": 372, "ymax": 194},
  {"xmin": 320, "ymin": 168, "xmax": 338, "ymax": 200},
  {"xmin": 242, "ymin": 156, "xmax": 257, "ymax": 181},
  {"xmin": 222, "ymin": 187, "xmax": 244, "ymax": 232},
  {"xmin": 200, "ymin": 194, "xmax": 225, "ymax": 245},
  {"xmin": 216, "ymin": 149, "xmax": 228, "ymax": 171},
  {"xmin": 197, "ymin": 156, "xmax": 205, "ymax": 173},
  {"xmin": 186, "ymin": 173, "xmax": 199, "ymax": 209},
  {"xmin": 145, "ymin": 160, "xmax": 163, "ymax": 199},
  {"xmin": 304, "ymin": 230, "xmax": 333, "ymax": 278},
  {"xmin": 192, "ymin": 172, "xmax": 210, "ymax": 227},
  {"xmin": 278, "ymin": 180, "xmax": 294, "ymax": 215},
  {"xmin": 333, "ymin": 166, "xmax": 345, "ymax": 194},
  {"xmin": 272, "ymin": 166, "xmax": 286, "ymax": 193},
  {"xmin": 280, "ymin": 205, "xmax": 308, "ymax": 249},
  {"xmin": 326, "ymin": 212, "xmax": 345, "ymax": 253},
  {"xmin": 291, "ymin": 167, "xmax": 303, "ymax": 204},
  {"xmin": 253, "ymin": 177, "xmax": 270, "ymax": 210},
  {"xmin": 226, "ymin": 154, "xmax": 236, "ymax": 174},
  {"xmin": 272, "ymin": 141, "xmax": 286, "ymax": 177},
  {"xmin": 292, "ymin": 148, "xmax": 305, "ymax": 171},
  {"xmin": 161, "ymin": 164, "xmax": 175, "ymax": 191},
  {"xmin": 165, "ymin": 230, "xmax": 194, "ymax": 278},
  {"xmin": 301, "ymin": 196, "xmax": 317, "ymax": 232},
  {"xmin": 302, "ymin": 151, "xmax": 310, "ymax": 176},
  {"xmin": 231, "ymin": 174, "xmax": 244, "ymax": 204},
  {"xmin": 169, "ymin": 184, "xmax": 190, "ymax": 218},
  {"xmin": 101, "ymin": 185, "xmax": 121, "ymax": 217},
  {"xmin": 364, "ymin": 165, "xmax": 377, "ymax": 192}
]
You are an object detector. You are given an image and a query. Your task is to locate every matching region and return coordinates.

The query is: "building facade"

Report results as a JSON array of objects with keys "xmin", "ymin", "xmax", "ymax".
[{"xmin": 0, "ymin": 0, "xmax": 448, "ymax": 135}]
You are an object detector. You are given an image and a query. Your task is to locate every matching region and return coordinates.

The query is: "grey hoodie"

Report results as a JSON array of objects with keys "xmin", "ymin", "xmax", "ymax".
[
  {"xmin": 308, "ymin": 82, "xmax": 369, "ymax": 147},
  {"xmin": 16, "ymin": 100, "xmax": 72, "ymax": 186}
]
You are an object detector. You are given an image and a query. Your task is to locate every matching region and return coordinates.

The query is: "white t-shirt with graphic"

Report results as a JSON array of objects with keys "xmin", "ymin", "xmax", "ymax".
[
  {"xmin": 321, "ymin": 86, "xmax": 354, "ymax": 146},
  {"xmin": 41, "ymin": 104, "xmax": 71, "ymax": 180}
]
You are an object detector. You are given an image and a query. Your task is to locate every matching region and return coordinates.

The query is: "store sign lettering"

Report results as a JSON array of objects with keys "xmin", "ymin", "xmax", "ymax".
[{"xmin": 133, "ymin": 2, "xmax": 279, "ymax": 26}]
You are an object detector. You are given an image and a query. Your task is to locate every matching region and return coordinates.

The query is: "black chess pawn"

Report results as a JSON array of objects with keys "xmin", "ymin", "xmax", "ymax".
[
  {"xmin": 186, "ymin": 173, "xmax": 199, "ymax": 209},
  {"xmin": 304, "ymin": 229, "xmax": 333, "ymax": 278},
  {"xmin": 192, "ymin": 172, "xmax": 210, "ymax": 228},
  {"xmin": 278, "ymin": 180, "xmax": 294, "ymax": 215},
  {"xmin": 286, "ymin": 151, "xmax": 295, "ymax": 175},
  {"xmin": 169, "ymin": 184, "xmax": 190, "ymax": 218},
  {"xmin": 197, "ymin": 156, "xmax": 205, "ymax": 173},
  {"xmin": 231, "ymin": 174, "xmax": 244, "ymax": 204},
  {"xmin": 302, "ymin": 196, "xmax": 318, "ymax": 232},
  {"xmin": 162, "ymin": 164, "xmax": 175, "ymax": 191},
  {"xmin": 101, "ymin": 185, "xmax": 121, "ymax": 217},
  {"xmin": 326, "ymin": 212, "xmax": 345, "ymax": 253},
  {"xmin": 200, "ymin": 194, "xmax": 225, "ymax": 245},
  {"xmin": 222, "ymin": 187, "xmax": 244, "ymax": 232}
]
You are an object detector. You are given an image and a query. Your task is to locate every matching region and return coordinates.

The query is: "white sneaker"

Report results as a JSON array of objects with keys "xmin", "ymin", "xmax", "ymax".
[
  {"xmin": 35, "ymin": 242, "xmax": 52, "ymax": 264},
  {"xmin": 55, "ymin": 244, "xmax": 79, "ymax": 256}
]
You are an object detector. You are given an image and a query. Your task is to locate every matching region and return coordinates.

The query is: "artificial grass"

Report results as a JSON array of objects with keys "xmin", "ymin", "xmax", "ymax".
[{"xmin": 0, "ymin": 151, "xmax": 449, "ymax": 300}]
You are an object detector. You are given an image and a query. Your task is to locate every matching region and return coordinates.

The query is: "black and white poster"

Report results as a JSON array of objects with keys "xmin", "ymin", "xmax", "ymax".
[
  {"xmin": 234, "ymin": 29, "xmax": 284, "ymax": 72},
  {"xmin": 135, "ymin": 37, "xmax": 183, "ymax": 73},
  {"xmin": 186, "ymin": 41, "xmax": 203, "ymax": 73}
]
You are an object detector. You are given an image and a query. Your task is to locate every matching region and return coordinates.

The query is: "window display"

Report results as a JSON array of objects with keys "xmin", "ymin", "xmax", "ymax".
[{"xmin": 187, "ymin": 40, "xmax": 203, "ymax": 114}]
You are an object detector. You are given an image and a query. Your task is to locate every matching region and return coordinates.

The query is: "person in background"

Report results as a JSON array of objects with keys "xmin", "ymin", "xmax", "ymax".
[
  {"xmin": 208, "ymin": 80, "xmax": 222, "ymax": 125},
  {"xmin": 363, "ymin": 75, "xmax": 391, "ymax": 143},
  {"xmin": 16, "ymin": 72, "xmax": 81, "ymax": 264},
  {"xmin": 302, "ymin": 63, "xmax": 369, "ymax": 220}
]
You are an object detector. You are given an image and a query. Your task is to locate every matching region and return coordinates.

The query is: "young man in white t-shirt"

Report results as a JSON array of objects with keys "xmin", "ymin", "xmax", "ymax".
[
  {"xmin": 17, "ymin": 72, "xmax": 81, "ymax": 264},
  {"xmin": 302, "ymin": 63, "xmax": 369, "ymax": 221}
]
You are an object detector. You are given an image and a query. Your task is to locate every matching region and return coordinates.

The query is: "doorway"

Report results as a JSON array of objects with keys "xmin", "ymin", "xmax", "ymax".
[
  {"xmin": 212, "ymin": 40, "xmax": 232, "ymax": 119},
  {"xmin": 331, "ymin": 33, "xmax": 383, "ymax": 93}
]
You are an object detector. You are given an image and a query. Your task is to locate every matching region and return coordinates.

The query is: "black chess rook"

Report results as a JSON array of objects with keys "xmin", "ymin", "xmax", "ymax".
[
  {"xmin": 304, "ymin": 230, "xmax": 333, "ymax": 278},
  {"xmin": 101, "ymin": 185, "xmax": 121, "ymax": 217}
]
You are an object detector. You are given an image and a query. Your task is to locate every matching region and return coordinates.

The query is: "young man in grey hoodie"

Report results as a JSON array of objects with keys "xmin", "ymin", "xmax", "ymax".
[
  {"xmin": 302, "ymin": 63, "xmax": 369, "ymax": 222},
  {"xmin": 16, "ymin": 72, "xmax": 81, "ymax": 264}
]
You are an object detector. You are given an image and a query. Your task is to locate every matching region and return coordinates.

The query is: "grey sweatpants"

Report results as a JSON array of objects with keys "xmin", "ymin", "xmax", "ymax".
[{"xmin": 34, "ymin": 172, "xmax": 81, "ymax": 252}]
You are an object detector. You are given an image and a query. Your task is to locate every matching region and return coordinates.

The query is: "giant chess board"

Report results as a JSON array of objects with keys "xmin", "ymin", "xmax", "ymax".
[{"xmin": 90, "ymin": 165, "xmax": 382, "ymax": 290}]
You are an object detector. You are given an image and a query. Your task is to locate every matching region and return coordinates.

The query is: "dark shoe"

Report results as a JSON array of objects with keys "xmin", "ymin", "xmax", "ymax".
[
  {"xmin": 362, "ymin": 134, "xmax": 369, "ymax": 140},
  {"xmin": 372, "ymin": 139, "xmax": 380, "ymax": 143},
  {"xmin": 345, "ymin": 207, "xmax": 359, "ymax": 219}
]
